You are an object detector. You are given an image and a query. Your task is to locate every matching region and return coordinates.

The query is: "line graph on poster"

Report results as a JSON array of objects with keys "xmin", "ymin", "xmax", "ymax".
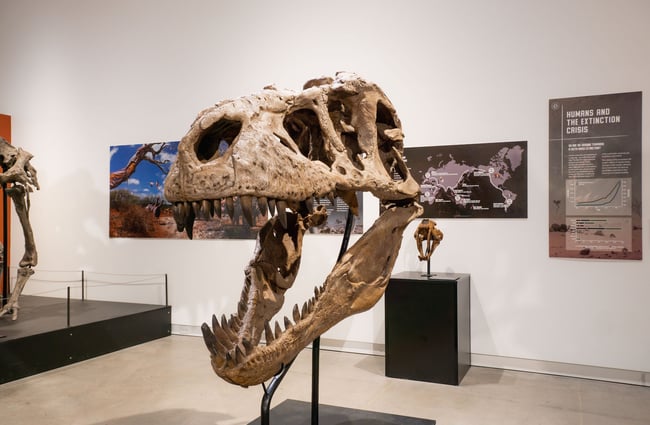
[{"xmin": 565, "ymin": 178, "xmax": 631, "ymax": 216}]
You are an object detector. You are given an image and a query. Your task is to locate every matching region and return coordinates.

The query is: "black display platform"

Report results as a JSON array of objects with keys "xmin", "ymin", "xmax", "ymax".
[
  {"xmin": 247, "ymin": 399, "xmax": 436, "ymax": 424},
  {"xmin": 386, "ymin": 272, "xmax": 470, "ymax": 385},
  {"xmin": 0, "ymin": 295, "xmax": 171, "ymax": 384}
]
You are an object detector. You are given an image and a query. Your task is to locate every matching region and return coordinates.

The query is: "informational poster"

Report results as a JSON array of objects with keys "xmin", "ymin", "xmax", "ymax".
[
  {"xmin": 549, "ymin": 92, "xmax": 642, "ymax": 260},
  {"xmin": 405, "ymin": 141, "xmax": 527, "ymax": 218}
]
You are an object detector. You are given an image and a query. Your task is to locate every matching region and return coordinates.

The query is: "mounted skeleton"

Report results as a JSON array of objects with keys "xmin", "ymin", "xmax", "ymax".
[{"xmin": 0, "ymin": 137, "xmax": 39, "ymax": 320}]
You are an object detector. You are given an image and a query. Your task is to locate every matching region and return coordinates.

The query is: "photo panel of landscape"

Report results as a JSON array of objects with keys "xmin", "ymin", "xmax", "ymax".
[{"xmin": 109, "ymin": 142, "xmax": 361, "ymax": 239}]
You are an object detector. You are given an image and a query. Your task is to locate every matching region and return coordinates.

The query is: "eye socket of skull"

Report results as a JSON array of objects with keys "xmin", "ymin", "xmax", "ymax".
[
  {"xmin": 282, "ymin": 109, "xmax": 330, "ymax": 164},
  {"xmin": 195, "ymin": 118, "xmax": 242, "ymax": 163}
]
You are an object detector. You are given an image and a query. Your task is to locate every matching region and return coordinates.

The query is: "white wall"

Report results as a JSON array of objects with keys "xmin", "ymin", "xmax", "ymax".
[{"xmin": 1, "ymin": 0, "xmax": 648, "ymax": 376}]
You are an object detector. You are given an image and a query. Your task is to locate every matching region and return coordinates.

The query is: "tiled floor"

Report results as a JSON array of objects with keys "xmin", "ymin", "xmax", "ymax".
[{"xmin": 1, "ymin": 335, "xmax": 648, "ymax": 425}]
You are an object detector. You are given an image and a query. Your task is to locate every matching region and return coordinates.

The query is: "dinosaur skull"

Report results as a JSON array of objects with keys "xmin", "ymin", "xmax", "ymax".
[{"xmin": 164, "ymin": 72, "xmax": 421, "ymax": 387}]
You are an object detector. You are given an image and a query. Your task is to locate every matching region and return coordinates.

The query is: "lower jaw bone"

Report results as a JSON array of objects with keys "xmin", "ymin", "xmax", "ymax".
[{"xmin": 201, "ymin": 202, "xmax": 423, "ymax": 387}]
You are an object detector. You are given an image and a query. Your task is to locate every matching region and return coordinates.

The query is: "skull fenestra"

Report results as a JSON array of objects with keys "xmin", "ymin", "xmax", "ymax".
[{"xmin": 164, "ymin": 72, "xmax": 422, "ymax": 387}]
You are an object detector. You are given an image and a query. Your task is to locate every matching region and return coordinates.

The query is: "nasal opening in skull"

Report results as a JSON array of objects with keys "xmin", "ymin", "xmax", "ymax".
[
  {"xmin": 195, "ymin": 118, "xmax": 242, "ymax": 162},
  {"xmin": 283, "ymin": 109, "xmax": 330, "ymax": 164}
]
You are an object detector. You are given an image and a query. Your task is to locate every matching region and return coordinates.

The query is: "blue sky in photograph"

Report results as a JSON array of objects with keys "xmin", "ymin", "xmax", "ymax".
[{"xmin": 109, "ymin": 142, "xmax": 179, "ymax": 200}]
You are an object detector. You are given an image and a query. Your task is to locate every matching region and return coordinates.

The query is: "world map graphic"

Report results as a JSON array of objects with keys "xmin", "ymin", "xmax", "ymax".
[{"xmin": 405, "ymin": 141, "xmax": 527, "ymax": 218}]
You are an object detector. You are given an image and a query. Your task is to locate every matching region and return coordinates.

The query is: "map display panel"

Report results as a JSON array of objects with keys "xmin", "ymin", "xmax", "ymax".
[{"xmin": 405, "ymin": 141, "xmax": 527, "ymax": 218}]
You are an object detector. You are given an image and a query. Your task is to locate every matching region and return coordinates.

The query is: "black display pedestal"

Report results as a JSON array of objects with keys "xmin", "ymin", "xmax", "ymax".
[
  {"xmin": 385, "ymin": 271, "xmax": 470, "ymax": 385},
  {"xmin": 0, "ymin": 295, "xmax": 171, "ymax": 384},
  {"xmin": 247, "ymin": 399, "xmax": 436, "ymax": 424}
]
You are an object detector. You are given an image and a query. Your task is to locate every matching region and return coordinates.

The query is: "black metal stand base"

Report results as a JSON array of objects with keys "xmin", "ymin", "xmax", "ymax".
[{"xmin": 248, "ymin": 399, "xmax": 436, "ymax": 425}]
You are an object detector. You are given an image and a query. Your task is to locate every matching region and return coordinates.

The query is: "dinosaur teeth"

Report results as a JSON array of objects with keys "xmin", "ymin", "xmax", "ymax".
[
  {"xmin": 225, "ymin": 196, "xmax": 235, "ymax": 220},
  {"xmin": 267, "ymin": 198, "xmax": 277, "ymax": 216},
  {"xmin": 264, "ymin": 321, "xmax": 274, "ymax": 343},
  {"xmin": 242, "ymin": 338, "xmax": 254, "ymax": 354},
  {"xmin": 221, "ymin": 314, "xmax": 238, "ymax": 341},
  {"xmin": 292, "ymin": 304, "xmax": 301, "ymax": 323},
  {"xmin": 192, "ymin": 201, "xmax": 201, "ymax": 217},
  {"xmin": 211, "ymin": 315, "xmax": 234, "ymax": 349},
  {"xmin": 229, "ymin": 314, "xmax": 242, "ymax": 331},
  {"xmin": 276, "ymin": 201, "xmax": 288, "ymax": 228},
  {"xmin": 258, "ymin": 196, "xmax": 269, "ymax": 216},
  {"xmin": 240, "ymin": 195, "xmax": 254, "ymax": 226},
  {"xmin": 234, "ymin": 345, "xmax": 246, "ymax": 364},
  {"xmin": 201, "ymin": 323, "xmax": 219, "ymax": 356},
  {"xmin": 283, "ymin": 316, "xmax": 293, "ymax": 330},
  {"xmin": 237, "ymin": 300, "xmax": 246, "ymax": 318},
  {"xmin": 301, "ymin": 302, "xmax": 308, "ymax": 319},
  {"xmin": 274, "ymin": 321, "xmax": 283, "ymax": 339},
  {"xmin": 202, "ymin": 199, "xmax": 213, "ymax": 218},
  {"xmin": 213, "ymin": 199, "xmax": 222, "ymax": 218}
]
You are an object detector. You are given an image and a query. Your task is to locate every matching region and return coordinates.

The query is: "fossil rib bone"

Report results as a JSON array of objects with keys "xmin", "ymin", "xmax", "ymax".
[{"xmin": 164, "ymin": 72, "xmax": 421, "ymax": 387}]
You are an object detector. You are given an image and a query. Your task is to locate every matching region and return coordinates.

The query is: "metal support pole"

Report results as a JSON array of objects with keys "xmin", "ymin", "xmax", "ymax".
[
  {"xmin": 165, "ymin": 273, "xmax": 168, "ymax": 306},
  {"xmin": 258, "ymin": 197, "xmax": 356, "ymax": 425},
  {"xmin": 67, "ymin": 286, "xmax": 71, "ymax": 327}
]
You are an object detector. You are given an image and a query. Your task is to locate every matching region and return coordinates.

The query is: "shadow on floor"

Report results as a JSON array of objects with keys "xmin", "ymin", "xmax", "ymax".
[{"xmin": 88, "ymin": 408, "xmax": 237, "ymax": 425}]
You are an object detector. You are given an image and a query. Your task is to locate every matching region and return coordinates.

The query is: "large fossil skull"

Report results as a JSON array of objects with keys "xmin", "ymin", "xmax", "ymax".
[{"xmin": 164, "ymin": 72, "xmax": 421, "ymax": 387}]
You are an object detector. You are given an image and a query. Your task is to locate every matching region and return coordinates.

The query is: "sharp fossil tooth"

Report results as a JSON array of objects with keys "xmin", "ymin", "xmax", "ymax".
[
  {"xmin": 276, "ymin": 200, "xmax": 288, "ymax": 228},
  {"xmin": 292, "ymin": 304, "xmax": 300, "ymax": 323},
  {"xmin": 308, "ymin": 299, "xmax": 314, "ymax": 313},
  {"xmin": 283, "ymin": 316, "xmax": 293, "ymax": 330},
  {"xmin": 184, "ymin": 202, "xmax": 195, "ymax": 239},
  {"xmin": 264, "ymin": 321, "xmax": 274, "ymax": 343},
  {"xmin": 268, "ymin": 198, "xmax": 277, "ymax": 216},
  {"xmin": 192, "ymin": 201, "xmax": 201, "ymax": 217},
  {"xmin": 301, "ymin": 302, "xmax": 308, "ymax": 319},
  {"xmin": 305, "ymin": 197, "xmax": 314, "ymax": 213},
  {"xmin": 327, "ymin": 192, "xmax": 336, "ymax": 205},
  {"xmin": 234, "ymin": 346, "xmax": 246, "ymax": 364},
  {"xmin": 202, "ymin": 199, "xmax": 213, "ymax": 218},
  {"xmin": 242, "ymin": 338, "xmax": 254, "ymax": 354},
  {"xmin": 225, "ymin": 196, "xmax": 235, "ymax": 220},
  {"xmin": 221, "ymin": 314, "xmax": 237, "ymax": 341},
  {"xmin": 257, "ymin": 196, "xmax": 269, "ymax": 216},
  {"xmin": 240, "ymin": 195, "xmax": 254, "ymax": 226},
  {"xmin": 230, "ymin": 315, "xmax": 242, "ymax": 329},
  {"xmin": 237, "ymin": 300, "xmax": 246, "ymax": 319},
  {"xmin": 228, "ymin": 316, "xmax": 241, "ymax": 332},
  {"xmin": 314, "ymin": 286, "xmax": 321, "ymax": 299},
  {"xmin": 274, "ymin": 321, "xmax": 283, "ymax": 339},
  {"xmin": 213, "ymin": 199, "xmax": 222, "ymax": 218},
  {"xmin": 211, "ymin": 315, "xmax": 233, "ymax": 348},
  {"xmin": 201, "ymin": 323, "xmax": 219, "ymax": 356}
]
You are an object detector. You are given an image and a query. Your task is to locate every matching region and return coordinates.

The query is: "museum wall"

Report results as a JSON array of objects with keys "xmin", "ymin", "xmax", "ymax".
[{"xmin": 1, "ymin": 0, "xmax": 648, "ymax": 378}]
